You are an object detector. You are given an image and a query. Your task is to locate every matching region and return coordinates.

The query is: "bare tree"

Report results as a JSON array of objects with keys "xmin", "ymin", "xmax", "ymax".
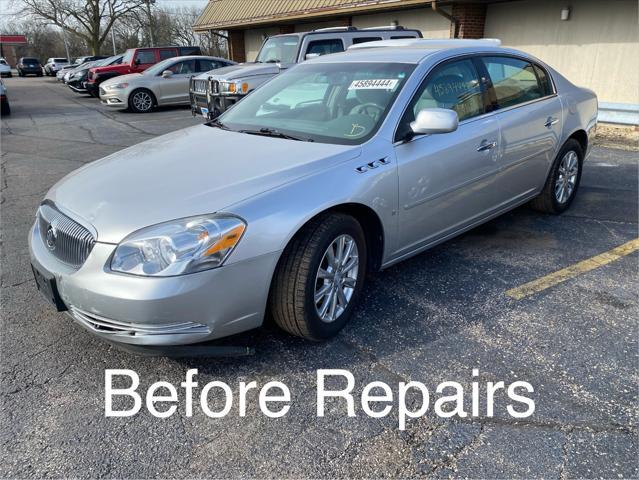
[{"xmin": 20, "ymin": 0, "xmax": 147, "ymax": 54}]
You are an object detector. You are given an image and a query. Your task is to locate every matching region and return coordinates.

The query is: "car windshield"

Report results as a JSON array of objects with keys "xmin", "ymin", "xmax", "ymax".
[
  {"xmin": 255, "ymin": 36, "xmax": 300, "ymax": 64},
  {"xmin": 218, "ymin": 62, "xmax": 415, "ymax": 145},
  {"xmin": 23, "ymin": 58, "xmax": 39, "ymax": 63},
  {"xmin": 122, "ymin": 49, "xmax": 134, "ymax": 64},
  {"xmin": 143, "ymin": 58, "xmax": 180, "ymax": 76},
  {"xmin": 54, "ymin": 58, "xmax": 67, "ymax": 63}
]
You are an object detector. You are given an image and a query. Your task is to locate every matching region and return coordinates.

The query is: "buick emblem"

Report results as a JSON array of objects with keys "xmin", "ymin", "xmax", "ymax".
[{"xmin": 45, "ymin": 222, "xmax": 58, "ymax": 250}]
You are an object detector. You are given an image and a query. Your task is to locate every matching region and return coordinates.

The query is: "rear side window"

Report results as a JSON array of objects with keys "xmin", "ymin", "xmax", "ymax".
[
  {"xmin": 533, "ymin": 64, "xmax": 553, "ymax": 96},
  {"xmin": 54, "ymin": 58, "xmax": 67, "ymax": 63},
  {"xmin": 306, "ymin": 39, "xmax": 344, "ymax": 56},
  {"xmin": 391, "ymin": 36, "xmax": 417, "ymax": 39},
  {"xmin": 352, "ymin": 37, "xmax": 382, "ymax": 44},
  {"xmin": 481, "ymin": 56, "xmax": 544, "ymax": 108},
  {"xmin": 159, "ymin": 48, "xmax": 177, "ymax": 60},
  {"xmin": 135, "ymin": 50, "xmax": 156, "ymax": 64}
]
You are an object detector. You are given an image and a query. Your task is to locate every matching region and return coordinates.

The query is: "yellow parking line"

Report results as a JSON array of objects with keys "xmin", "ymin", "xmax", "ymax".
[{"xmin": 506, "ymin": 237, "xmax": 639, "ymax": 300}]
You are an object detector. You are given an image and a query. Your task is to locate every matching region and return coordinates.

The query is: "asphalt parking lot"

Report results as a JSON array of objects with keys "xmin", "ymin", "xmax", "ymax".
[{"xmin": 1, "ymin": 76, "xmax": 637, "ymax": 478}]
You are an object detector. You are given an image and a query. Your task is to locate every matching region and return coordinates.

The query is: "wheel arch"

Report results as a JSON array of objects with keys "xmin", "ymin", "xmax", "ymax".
[
  {"xmin": 567, "ymin": 129, "xmax": 588, "ymax": 156},
  {"xmin": 275, "ymin": 202, "xmax": 385, "ymax": 275}
]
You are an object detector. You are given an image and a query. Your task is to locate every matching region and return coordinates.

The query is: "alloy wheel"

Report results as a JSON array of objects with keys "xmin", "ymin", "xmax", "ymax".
[
  {"xmin": 132, "ymin": 91, "xmax": 153, "ymax": 112},
  {"xmin": 555, "ymin": 150, "xmax": 579, "ymax": 204},
  {"xmin": 314, "ymin": 234, "xmax": 359, "ymax": 323}
]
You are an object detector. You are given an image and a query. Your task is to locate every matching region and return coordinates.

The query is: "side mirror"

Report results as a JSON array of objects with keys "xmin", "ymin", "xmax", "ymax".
[
  {"xmin": 410, "ymin": 108, "xmax": 459, "ymax": 135},
  {"xmin": 161, "ymin": 70, "xmax": 173, "ymax": 78},
  {"xmin": 305, "ymin": 53, "xmax": 320, "ymax": 60},
  {"xmin": 134, "ymin": 58, "xmax": 141, "ymax": 65}
]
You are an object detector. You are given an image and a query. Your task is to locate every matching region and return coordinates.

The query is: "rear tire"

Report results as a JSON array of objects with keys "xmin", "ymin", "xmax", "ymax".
[
  {"xmin": 530, "ymin": 138, "xmax": 583, "ymax": 214},
  {"xmin": 269, "ymin": 213, "xmax": 367, "ymax": 341},
  {"xmin": 128, "ymin": 88, "xmax": 155, "ymax": 113}
]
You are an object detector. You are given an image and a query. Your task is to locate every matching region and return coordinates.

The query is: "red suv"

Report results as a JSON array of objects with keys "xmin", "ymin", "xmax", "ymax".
[{"xmin": 85, "ymin": 46, "xmax": 201, "ymax": 97}]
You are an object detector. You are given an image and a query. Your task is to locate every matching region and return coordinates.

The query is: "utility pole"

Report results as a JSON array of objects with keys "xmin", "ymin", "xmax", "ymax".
[
  {"xmin": 61, "ymin": 21, "xmax": 71, "ymax": 61},
  {"xmin": 107, "ymin": 0, "xmax": 117, "ymax": 55},
  {"xmin": 145, "ymin": 0, "xmax": 156, "ymax": 47}
]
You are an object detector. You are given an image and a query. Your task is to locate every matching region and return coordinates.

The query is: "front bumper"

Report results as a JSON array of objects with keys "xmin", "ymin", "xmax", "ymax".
[
  {"xmin": 29, "ymin": 220, "xmax": 279, "ymax": 346},
  {"xmin": 99, "ymin": 87, "xmax": 129, "ymax": 108},
  {"xmin": 190, "ymin": 91, "xmax": 241, "ymax": 119},
  {"xmin": 67, "ymin": 80, "xmax": 88, "ymax": 93}
]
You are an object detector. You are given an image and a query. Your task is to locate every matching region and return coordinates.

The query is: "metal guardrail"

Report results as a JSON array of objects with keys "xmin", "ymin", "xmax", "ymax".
[{"xmin": 598, "ymin": 102, "xmax": 639, "ymax": 126}]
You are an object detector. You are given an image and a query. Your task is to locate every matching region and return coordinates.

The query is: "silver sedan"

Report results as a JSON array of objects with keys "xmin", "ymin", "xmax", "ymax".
[
  {"xmin": 29, "ymin": 40, "xmax": 597, "ymax": 347},
  {"xmin": 99, "ymin": 55, "xmax": 235, "ymax": 113}
]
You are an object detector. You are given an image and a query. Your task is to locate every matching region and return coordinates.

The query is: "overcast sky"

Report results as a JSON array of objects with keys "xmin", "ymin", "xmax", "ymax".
[{"xmin": 0, "ymin": 0, "xmax": 209, "ymax": 16}]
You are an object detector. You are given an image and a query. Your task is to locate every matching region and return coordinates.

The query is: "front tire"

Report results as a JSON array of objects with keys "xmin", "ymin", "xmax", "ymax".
[
  {"xmin": 128, "ymin": 89, "xmax": 155, "ymax": 113},
  {"xmin": 530, "ymin": 138, "xmax": 583, "ymax": 214},
  {"xmin": 269, "ymin": 213, "xmax": 367, "ymax": 341}
]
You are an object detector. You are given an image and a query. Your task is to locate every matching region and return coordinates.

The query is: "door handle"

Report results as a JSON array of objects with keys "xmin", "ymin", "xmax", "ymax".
[
  {"xmin": 477, "ymin": 140, "xmax": 497, "ymax": 152},
  {"xmin": 544, "ymin": 117, "xmax": 559, "ymax": 128}
]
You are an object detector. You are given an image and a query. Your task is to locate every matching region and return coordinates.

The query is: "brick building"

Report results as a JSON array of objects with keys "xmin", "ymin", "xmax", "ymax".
[
  {"xmin": 0, "ymin": 35, "xmax": 28, "ymax": 68},
  {"xmin": 193, "ymin": 0, "xmax": 638, "ymax": 124}
]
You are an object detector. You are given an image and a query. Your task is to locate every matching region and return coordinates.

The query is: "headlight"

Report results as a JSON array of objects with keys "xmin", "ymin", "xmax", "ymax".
[
  {"xmin": 219, "ymin": 81, "xmax": 248, "ymax": 95},
  {"xmin": 107, "ymin": 82, "xmax": 129, "ymax": 90},
  {"xmin": 110, "ymin": 215, "xmax": 246, "ymax": 277}
]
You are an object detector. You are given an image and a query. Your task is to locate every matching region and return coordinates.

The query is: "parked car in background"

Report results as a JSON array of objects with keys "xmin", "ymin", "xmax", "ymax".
[
  {"xmin": 0, "ymin": 79, "xmax": 9, "ymax": 115},
  {"xmin": 100, "ymin": 55, "xmax": 235, "ymax": 113},
  {"xmin": 86, "ymin": 46, "xmax": 201, "ymax": 96},
  {"xmin": 190, "ymin": 25, "xmax": 421, "ymax": 118},
  {"xmin": 44, "ymin": 58, "xmax": 69, "ymax": 76},
  {"xmin": 67, "ymin": 55, "xmax": 123, "ymax": 94},
  {"xmin": 72, "ymin": 55, "xmax": 108, "ymax": 66},
  {"xmin": 17, "ymin": 57, "xmax": 43, "ymax": 77},
  {"xmin": 56, "ymin": 64, "xmax": 77, "ymax": 81},
  {"xmin": 0, "ymin": 58, "xmax": 11, "ymax": 77},
  {"xmin": 28, "ymin": 39, "xmax": 597, "ymax": 346}
]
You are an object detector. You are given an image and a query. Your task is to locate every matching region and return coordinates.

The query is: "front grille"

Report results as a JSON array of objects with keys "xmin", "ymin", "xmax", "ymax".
[
  {"xmin": 210, "ymin": 79, "xmax": 219, "ymax": 94},
  {"xmin": 38, "ymin": 203, "xmax": 95, "ymax": 268},
  {"xmin": 192, "ymin": 79, "xmax": 207, "ymax": 94},
  {"xmin": 99, "ymin": 87, "xmax": 106, "ymax": 96},
  {"xmin": 69, "ymin": 306, "xmax": 211, "ymax": 337}
]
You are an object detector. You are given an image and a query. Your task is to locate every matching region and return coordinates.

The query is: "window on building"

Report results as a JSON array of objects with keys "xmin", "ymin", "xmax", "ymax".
[
  {"xmin": 135, "ymin": 50, "xmax": 156, "ymax": 64},
  {"xmin": 352, "ymin": 37, "xmax": 382, "ymax": 44},
  {"xmin": 482, "ymin": 56, "xmax": 544, "ymax": 108},
  {"xmin": 305, "ymin": 39, "xmax": 344, "ymax": 57}
]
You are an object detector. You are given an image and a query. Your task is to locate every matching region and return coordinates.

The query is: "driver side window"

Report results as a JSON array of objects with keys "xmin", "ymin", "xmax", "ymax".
[{"xmin": 397, "ymin": 58, "xmax": 484, "ymax": 140}]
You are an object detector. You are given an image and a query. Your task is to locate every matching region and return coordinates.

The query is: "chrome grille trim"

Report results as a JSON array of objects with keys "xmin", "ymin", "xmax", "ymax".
[
  {"xmin": 210, "ymin": 79, "xmax": 219, "ymax": 94},
  {"xmin": 38, "ymin": 203, "xmax": 96, "ymax": 268},
  {"xmin": 192, "ymin": 79, "xmax": 207, "ymax": 94},
  {"xmin": 69, "ymin": 306, "xmax": 211, "ymax": 337}
]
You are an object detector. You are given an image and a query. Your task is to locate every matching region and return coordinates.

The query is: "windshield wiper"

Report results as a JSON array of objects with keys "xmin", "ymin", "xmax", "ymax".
[
  {"xmin": 207, "ymin": 119, "xmax": 230, "ymax": 130},
  {"xmin": 240, "ymin": 127, "xmax": 314, "ymax": 142}
]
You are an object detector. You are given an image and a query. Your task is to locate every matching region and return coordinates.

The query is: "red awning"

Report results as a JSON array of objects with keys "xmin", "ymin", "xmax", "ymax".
[{"xmin": 0, "ymin": 35, "xmax": 28, "ymax": 44}]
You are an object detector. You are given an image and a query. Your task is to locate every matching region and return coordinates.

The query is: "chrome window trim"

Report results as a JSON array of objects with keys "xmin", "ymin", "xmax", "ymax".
[{"xmin": 393, "ymin": 51, "xmax": 559, "ymax": 144}]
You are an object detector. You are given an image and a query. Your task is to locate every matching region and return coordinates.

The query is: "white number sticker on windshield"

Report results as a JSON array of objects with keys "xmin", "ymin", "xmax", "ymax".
[{"xmin": 348, "ymin": 79, "xmax": 399, "ymax": 90}]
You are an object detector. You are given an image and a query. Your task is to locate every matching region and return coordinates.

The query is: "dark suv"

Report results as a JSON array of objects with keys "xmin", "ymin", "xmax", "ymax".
[{"xmin": 17, "ymin": 57, "xmax": 43, "ymax": 77}]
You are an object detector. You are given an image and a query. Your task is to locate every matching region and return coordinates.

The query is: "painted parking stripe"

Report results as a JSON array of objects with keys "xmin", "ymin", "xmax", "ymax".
[{"xmin": 506, "ymin": 237, "xmax": 639, "ymax": 300}]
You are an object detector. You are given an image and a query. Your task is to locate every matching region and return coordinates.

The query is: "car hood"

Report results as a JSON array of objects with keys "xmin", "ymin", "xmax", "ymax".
[
  {"xmin": 195, "ymin": 63, "xmax": 281, "ymax": 81},
  {"xmin": 101, "ymin": 73, "xmax": 143, "ymax": 86},
  {"xmin": 46, "ymin": 125, "xmax": 361, "ymax": 244}
]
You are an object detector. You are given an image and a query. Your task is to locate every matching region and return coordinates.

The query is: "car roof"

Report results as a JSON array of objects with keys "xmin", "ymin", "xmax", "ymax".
[{"xmin": 307, "ymin": 39, "xmax": 531, "ymax": 65}]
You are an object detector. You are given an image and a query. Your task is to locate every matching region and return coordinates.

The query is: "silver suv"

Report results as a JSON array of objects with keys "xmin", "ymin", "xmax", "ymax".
[
  {"xmin": 30, "ymin": 39, "xmax": 597, "ymax": 347},
  {"xmin": 190, "ymin": 25, "xmax": 421, "ymax": 119}
]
